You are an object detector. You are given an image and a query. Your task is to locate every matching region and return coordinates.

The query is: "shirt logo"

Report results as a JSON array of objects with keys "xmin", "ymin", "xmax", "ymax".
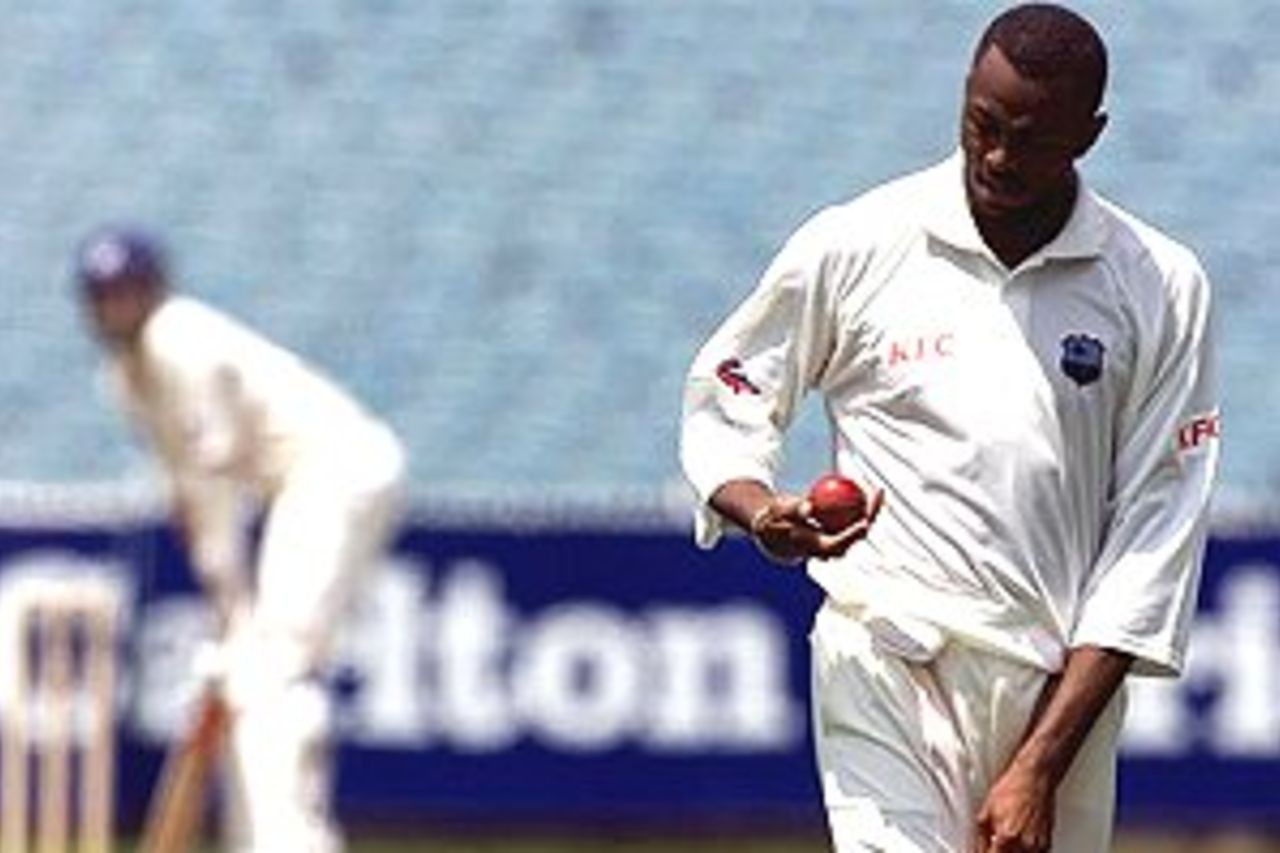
[
  {"xmin": 715, "ymin": 358, "xmax": 761, "ymax": 395},
  {"xmin": 1177, "ymin": 412, "xmax": 1221, "ymax": 451},
  {"xmin": 886, "ymin": 332, "xmax": 955, "ymax": 367},
  {"xmin": 1060, "ymin": 333, "xmax": 1105, "ymax": 386}
]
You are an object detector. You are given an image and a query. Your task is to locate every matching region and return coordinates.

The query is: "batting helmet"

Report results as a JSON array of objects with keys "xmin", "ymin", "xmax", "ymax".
[{"xmin": 75, "ymin": 227, "xmax": 168, "ymax": 296}]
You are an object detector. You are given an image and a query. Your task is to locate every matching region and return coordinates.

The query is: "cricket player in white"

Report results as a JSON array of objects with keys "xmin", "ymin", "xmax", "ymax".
[
  {"xmin": 77, "ymin": 228, "xmax": 406, "ymax": 853},
  {"xmin": 681, "ymin": 6, "xmax": 1218, "ymax": 852}
]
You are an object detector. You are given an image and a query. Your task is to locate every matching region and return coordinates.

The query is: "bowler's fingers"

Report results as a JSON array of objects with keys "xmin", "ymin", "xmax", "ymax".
[
  {"xmin": 978, "ymin": 834, "xmax": 1028, "ymax": 853},
  {"xmin": 974, "ymin": 807, "xmax": 996, "ymax": 853},
  {"xmin": 864, "ymin": 488, "xmax": 885, "ymax": 524},
  {"xmin": 974, "ymin": 814, "xmax": 1042, "ymax": 853}
]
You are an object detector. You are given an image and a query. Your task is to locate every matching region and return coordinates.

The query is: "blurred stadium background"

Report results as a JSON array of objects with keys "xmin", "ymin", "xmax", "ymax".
[{"xmin": 0, "ymin": 1, "xmax": 1277, "ymax": 850}]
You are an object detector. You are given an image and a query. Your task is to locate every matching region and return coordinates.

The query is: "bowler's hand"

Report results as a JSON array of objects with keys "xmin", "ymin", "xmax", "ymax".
[
  {"xmin": 975, "ymin": 762, "xmax": 1055, "ymax": 853},
  {"xmin": 751, "ymin": 489, "xmax": 883, "ymax": 564}
]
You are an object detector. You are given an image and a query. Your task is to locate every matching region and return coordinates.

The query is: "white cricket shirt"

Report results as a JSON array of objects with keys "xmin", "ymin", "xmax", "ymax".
[
  {"xmin": 681, "ymin": 153, "xmax": 1220, "ymax": 676},
  {"xmin": 111, "ymin": 296, "xmax": 390, "ymax": 576}
]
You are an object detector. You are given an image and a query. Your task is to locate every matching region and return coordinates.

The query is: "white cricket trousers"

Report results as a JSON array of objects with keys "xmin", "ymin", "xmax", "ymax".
[
  {"xmin": 221, "ymin": 424, "xmax": 405, "ymax": 853},
  {"xmin": 810, "ymin": 601, "xmax": 1124, "ymax": 853}
]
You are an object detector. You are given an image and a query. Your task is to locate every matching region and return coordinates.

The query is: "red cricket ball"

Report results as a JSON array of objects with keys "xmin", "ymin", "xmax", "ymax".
[{"xmin": 807, "ymin": 474, "xmax": 868, "ymax": 533}]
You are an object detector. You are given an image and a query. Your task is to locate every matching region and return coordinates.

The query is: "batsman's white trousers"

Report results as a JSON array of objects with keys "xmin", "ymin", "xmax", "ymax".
[
  {"xmin": 221, "ymin": 424, "xmax": 405, "ymax": 853},
  {"xmin": 810, "ymin": 600, "xmax": 1124, "ymax": 853}
]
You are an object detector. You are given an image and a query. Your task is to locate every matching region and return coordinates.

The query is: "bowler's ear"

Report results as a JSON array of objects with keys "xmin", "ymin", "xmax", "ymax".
[{"xmin": 1076, "ymin": 111, "xmax": 1108, "ymax": 157}]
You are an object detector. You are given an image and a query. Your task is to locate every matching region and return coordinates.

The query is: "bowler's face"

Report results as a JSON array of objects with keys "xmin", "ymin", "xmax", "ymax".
[{"xmin": 961, "ymin": 45, "xmax": 1104, "ymax": 220}]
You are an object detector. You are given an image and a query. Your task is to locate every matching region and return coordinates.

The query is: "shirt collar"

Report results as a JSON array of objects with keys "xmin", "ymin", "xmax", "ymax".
[{"xmin": 923, "ymin": 150, "xmax": 1108, "ymax": 266}]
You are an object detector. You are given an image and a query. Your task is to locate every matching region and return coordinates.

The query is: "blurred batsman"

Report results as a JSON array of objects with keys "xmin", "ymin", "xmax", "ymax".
[{"xmin": 76, "ymin": 227, "xmax": 406, "ymax": 853}]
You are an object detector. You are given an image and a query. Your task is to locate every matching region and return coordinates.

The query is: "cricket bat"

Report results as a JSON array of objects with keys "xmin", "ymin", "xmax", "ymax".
[{"xmin": 139, "ymin": 690, "xmax": 230, "ymax": 853}]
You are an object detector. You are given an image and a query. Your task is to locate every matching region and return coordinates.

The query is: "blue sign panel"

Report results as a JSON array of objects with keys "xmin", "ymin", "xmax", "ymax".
[
  {"xmin": 1, "ymin": 517, "xmax": 1277, "ymax": 829},
  {"xmin": 1116, "ymin": 535, "xmax": 1280, "ymax": 826}
]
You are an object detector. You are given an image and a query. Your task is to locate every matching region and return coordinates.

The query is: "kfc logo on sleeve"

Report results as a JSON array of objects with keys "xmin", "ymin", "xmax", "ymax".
[{"xmin": 1177, "ymin": 412, "xmax": 1221, "ymax": 451}]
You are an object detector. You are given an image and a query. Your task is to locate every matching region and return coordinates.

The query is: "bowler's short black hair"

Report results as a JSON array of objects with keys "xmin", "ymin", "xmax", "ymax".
[{"xmin": 973, "ymin": 3, "xmax": 1108, "ymax": 112}]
